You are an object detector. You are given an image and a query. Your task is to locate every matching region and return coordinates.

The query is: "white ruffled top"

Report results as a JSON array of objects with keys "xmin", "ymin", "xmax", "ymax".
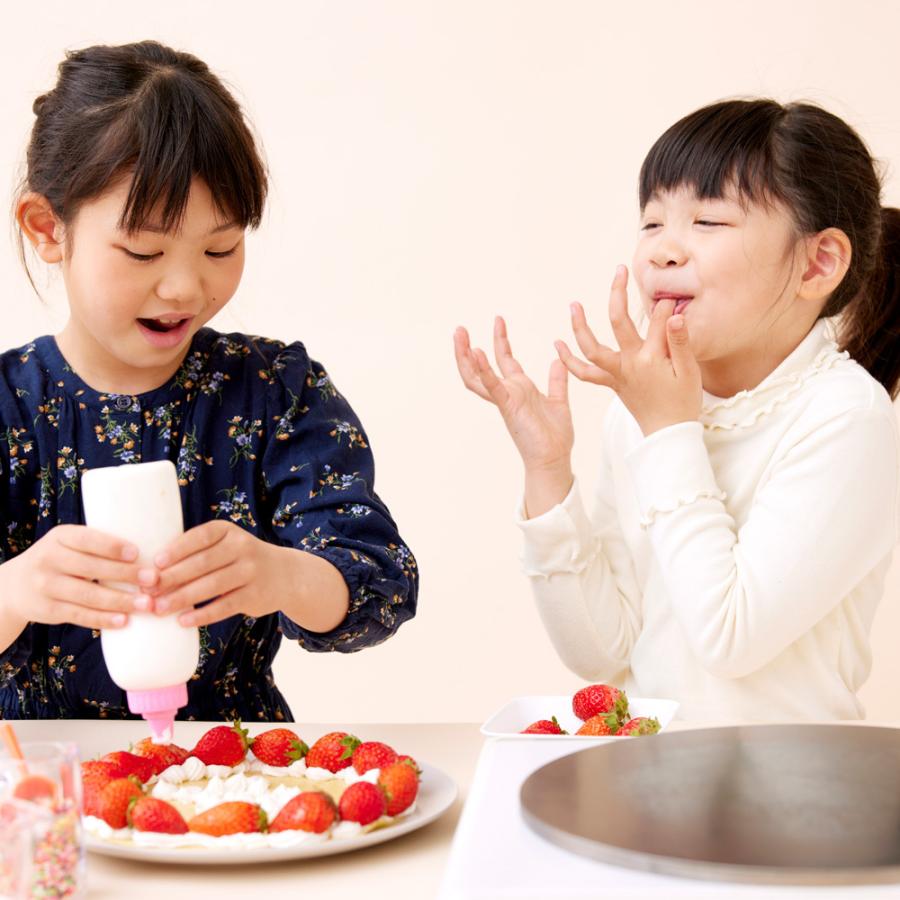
[{"xmin": 516, "ymin": 318, "xmax": 900, "ymax": 722}]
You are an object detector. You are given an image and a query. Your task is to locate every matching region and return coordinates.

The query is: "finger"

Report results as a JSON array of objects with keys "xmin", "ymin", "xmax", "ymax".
[
  {"xmin": 44, "ymin": 573, "xmax": 136, "ymax": 614},
  {"xmin": 43, "ymin": 599, "xmax": 129, "ymax": 630},
  {"xmin": 570, "ymin": 303, "xmax": 621, "ymax": 376},
  {"xmin": 493, "ymin": 316, "xmax": 525, "ymax": 378},
  {"xmin": 178, "ymin": 593, "xmax": 243, "ymax": 628},
  {"xmin": 55, "ymin": 546, "xmax": 144, "ymax": 588},
  {"xmin": 666, "ymin": 314, "xmax": 699, "ymax": 379},
  {"xmin": 153, "ymin": 535, "xmax": 238, "ymax": 596},
  {"xmin": 472, "ymin": 349, "xmax": 512, "ymax": 408},
  {"xmin": 154, "ymin": 561, "xmax": 245, "ymax": 616},
  {"xmin": 554, "ymin": 341, "xmax": 616, "ymax": 389},
  {"xmin": 647, "ymin": 297, "xmax": 676, "ymax": 354},
  {"xmin": 54, "ymin": 525, "xmax": 139, "ymax": 562},
  {"xmin": 547, "ymin": 358, "xmax": 569, "ymax": 404},
  {"xmin": 154, "ymin": 521, "xmax": 230, "ymax": 569},
  {"xmin": 608, "ymin": 265, "xmax": 642, "ymax": 353},
  {"xmin": 453, "ymin": 327, "xmax": 493, "ymax": 402}
]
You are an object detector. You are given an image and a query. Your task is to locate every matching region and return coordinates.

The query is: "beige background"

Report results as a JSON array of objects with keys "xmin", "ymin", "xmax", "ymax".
[{"xmin": 1, "ymin": 1, "xmax": 898, "ymax": 722}]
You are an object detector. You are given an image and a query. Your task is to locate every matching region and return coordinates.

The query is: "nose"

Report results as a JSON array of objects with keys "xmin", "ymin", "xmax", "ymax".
[
  {"xmin": 650, "ymin": 233, "xmax": 688, "ymax": 268},
  {"xmin": 155, "ymin": 265, "xmax": 204, "ymax": 306}
]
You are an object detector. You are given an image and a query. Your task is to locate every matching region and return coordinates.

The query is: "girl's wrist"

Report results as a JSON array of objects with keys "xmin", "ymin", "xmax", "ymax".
[
  {"xmin": 523, "ymin": 461, "xmax": 574, "ymax": 520},
  {"xmin": 0, "ymin": 566, "xmax": 30, "ymax": 652},
  {"xmin": 271, "ymin": 544, "xmax": 350, "ymax": 633}
]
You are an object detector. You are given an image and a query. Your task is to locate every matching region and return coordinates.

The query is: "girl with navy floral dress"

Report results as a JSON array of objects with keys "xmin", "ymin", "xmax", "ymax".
[{"xmin": 0, "ymin": 41, "xmax": 417, "ymax": 721}]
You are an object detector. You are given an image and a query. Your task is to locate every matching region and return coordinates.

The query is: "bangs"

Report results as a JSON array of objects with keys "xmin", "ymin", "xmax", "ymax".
[
  {"xmin": 638, "ymin": 100, "xmax": 786, "ymax": 212},
  {"xmin": 93, "ymin": 69, "xmax": 267, "ymax": 235}
]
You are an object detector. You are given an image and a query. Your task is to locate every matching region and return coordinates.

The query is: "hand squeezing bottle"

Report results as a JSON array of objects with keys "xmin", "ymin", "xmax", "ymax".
[{"xmin": 81, "ymin": 460, "xmax": 199, "ymax": 741}]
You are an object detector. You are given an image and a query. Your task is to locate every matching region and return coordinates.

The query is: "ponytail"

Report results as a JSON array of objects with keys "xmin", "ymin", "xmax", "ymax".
[{"xmin": 838, "ymin": 207, "xmax": 900, "ymax": 400}]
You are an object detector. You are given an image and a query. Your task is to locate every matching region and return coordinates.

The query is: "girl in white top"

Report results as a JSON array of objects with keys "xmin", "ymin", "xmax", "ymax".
[{"xmin": 454, "ymin": 99, "xmax": 900, "ymax": 722}]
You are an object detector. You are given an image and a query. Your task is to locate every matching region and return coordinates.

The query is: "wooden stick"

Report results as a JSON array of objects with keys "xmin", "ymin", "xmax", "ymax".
[{"xmin": 1, "ymin": 722, "xmax": 28, "ymax": 778}]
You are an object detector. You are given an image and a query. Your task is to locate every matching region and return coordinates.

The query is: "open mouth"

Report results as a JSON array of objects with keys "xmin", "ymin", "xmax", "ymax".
[{"xmin": 137, "ymin": 317, "xmax": 189, "ymax": 333}]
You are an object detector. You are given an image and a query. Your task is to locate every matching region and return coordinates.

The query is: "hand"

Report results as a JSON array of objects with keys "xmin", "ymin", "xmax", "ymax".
[
  {"xmin": 0, "ymin": 525, "xmax": 143, "ymax": 630},
  {"xmin": 555, "ymin": 266, "xmax": 702, "ymax": 436},
  {"xmin": 140, "ymin": 521, "xmax": 284, "ymax": 627},
  {"xmin": 454, "ymin": 317, "xmax": 574, "ymax": 473}
]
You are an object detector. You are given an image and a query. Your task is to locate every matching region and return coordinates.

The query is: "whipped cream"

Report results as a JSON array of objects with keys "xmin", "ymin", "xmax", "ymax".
[{"xmin": 151, "ymin": 753, "xmax": 379, "ymax": 787}]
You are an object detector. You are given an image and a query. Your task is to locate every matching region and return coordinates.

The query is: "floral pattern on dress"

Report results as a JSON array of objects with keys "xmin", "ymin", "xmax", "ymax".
[{"xmin": 0, "ymin": 327, "xmax": 417, "ymax": 721}]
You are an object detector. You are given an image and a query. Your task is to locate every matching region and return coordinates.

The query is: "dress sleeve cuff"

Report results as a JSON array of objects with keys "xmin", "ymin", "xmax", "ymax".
[
  {"xmin": 515, "ymin": 477, "xmax": 596, "ymax": 576},
  {"xmin": 278, "ymin": 544, "xmax": 413, "ymax": 653},
  {"xmin": 624, "ymin": 421, "xmax": 726, "ymax": 529}
]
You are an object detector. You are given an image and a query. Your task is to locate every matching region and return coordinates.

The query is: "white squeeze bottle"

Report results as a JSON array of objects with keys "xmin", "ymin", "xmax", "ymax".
[{"xmin": 81, "ymin": 460, "xmax": 200, "ymax": 741}]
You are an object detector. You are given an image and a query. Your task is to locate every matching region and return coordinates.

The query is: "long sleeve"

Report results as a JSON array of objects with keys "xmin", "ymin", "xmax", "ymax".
[
  {"xmin": 0, "ymin": 425, "xmax": 34, "ymax": 684},
  {"xmin": 625, "ymin": 411, "xmax": 900, "ymax": 679},
  {"xmin": 260, "ymin": 343, "xmax": 418, "ymax": 653},
  {"xmin": 516, "ymin": 406, "xmax": 643, "ymax": 681}
]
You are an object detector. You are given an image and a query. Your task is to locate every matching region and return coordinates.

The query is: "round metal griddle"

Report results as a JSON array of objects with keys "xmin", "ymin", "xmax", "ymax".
[{"xmin": 520, "ymin": 724, "xmax": 900, "ymax": 885}]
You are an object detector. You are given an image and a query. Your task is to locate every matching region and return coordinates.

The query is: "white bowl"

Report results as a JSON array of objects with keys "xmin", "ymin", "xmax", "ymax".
[{"xmin": 480, "ymin": 694, "xmax": 679, "ymax": 740}]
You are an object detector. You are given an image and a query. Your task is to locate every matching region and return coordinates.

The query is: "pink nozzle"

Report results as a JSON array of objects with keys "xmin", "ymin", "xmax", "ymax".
[{"xmin": 127, "ymin": 683, "xmax": 188, "ymax": 742}]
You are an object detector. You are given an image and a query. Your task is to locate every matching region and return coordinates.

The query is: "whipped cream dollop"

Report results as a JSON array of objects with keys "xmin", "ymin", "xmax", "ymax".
[{"xmin": 152, "ymin": 753, "xmax": 379, "ymax": 787}]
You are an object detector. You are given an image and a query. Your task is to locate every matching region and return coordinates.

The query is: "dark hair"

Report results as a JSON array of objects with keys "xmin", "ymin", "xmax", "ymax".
[
  {"xmin": 638, "ymin": 99, "xmax": 900, "ymax": 399},
  {"xmin": 16, "ymin": 40, "xmax": 267, "ymax": 290}
]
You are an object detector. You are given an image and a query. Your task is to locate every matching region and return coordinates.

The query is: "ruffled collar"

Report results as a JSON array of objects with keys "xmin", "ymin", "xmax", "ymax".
[{"xmin": 699, "ymin": 318, "xmax": 849, "ymax": 432}]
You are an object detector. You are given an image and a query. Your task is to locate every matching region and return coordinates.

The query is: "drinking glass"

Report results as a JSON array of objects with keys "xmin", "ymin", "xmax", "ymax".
[{"xmin": 0, "ymin": 741, "xmax": 85, "ymax": 899}]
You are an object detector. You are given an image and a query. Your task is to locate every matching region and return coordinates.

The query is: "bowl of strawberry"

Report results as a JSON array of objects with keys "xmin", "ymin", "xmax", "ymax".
[{"xmin": 481, "ymin": 684, "xmax": 679, "ymax": 740}]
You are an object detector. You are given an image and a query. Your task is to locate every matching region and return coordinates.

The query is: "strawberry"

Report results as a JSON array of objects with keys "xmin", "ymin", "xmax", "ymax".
[
  {"xmin": 305, "ymin": 732, "xmax": 361, "ymax": 773},
  {"xmin": 521, "ymin": 716, "xmax": 568, "ymax": 735},
  {"xmin": 132, "ymin": 738, "xmax": 191, "ymax": 774},
  {"xmin": 338, "ymin": 781, "xmax": 386, "ymax": 826},
  {"xmin": 572, "ymin": 684, "xmax": 629, "ymax": 723},
  {"xmin": 188, "ymin": 801, "xmax": 268, "ymax": 836},
  {"xmin": 396, "ymin": 754, "xmax": 422, "ymax": 776},
  {"xmin": 129, "ymin": 797, "xmax": 189, "ymax": 834},
  {"xmin": 377, "ymin": 760, "xmax": 419, "ymax": 816},
  {"xmin": 98, "ymin": 777, "xmax": 144, "ymax": 828},
  {"xmin": 269, "ymin": 792, "xmax": 337, "ymax": 834},
  {"xmin": 99, "ymin": 751, "xmax": 156, "ymax": 783},
  {"xmin": 82, "ymin": 769, "xmax": 116, "ymax": 818},
  {"xmin": 81, "ymin": 760, "xmax": 118, "ymax": 781},
  {"xmin": 351, "ymin": 741, "xmax": 398, "ymax": 775},
  {"xmin": 576, "ymin": 712, "xmax": 620, "ymax": 736},
  {"xmin": 251, "ymin": 728, "xmax": 309, "ymax": 767},
  {"xmin": 190, "ymin": 721, "xmax": 250, "ymax": 767},
  {"xmin": 617, "ymin": 716, "xmax": 661, "ymax": 736}
]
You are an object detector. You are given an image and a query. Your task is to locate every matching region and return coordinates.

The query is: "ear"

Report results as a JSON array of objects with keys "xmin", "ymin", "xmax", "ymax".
[
  {"xmin": 797, "ymin": 227, "xmax": 852, "ymax": 305},
  {"xmin": 16, "ymin": 192, "xmax": 65, "ymax": 264}
]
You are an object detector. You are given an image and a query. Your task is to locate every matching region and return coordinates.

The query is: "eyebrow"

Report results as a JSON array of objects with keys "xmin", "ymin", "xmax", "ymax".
[{"xmin": 135, "ymin": 221, "xmax": 240, "ymax": 235}]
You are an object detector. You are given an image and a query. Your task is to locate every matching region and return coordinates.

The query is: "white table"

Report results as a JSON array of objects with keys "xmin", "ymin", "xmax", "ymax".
[{"xmin": 439, "ymin": 722, "xmax": 900, "ymax": 900}]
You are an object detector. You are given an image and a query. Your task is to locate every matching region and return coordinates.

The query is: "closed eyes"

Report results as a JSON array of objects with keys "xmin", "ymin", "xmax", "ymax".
[
  {"xmin": 640, "ymin": 220, "xmax": 726, "ymax": 231},
  {"xmin": 121, "ymin": 246, "xmax": 239, "ymax": 263}
]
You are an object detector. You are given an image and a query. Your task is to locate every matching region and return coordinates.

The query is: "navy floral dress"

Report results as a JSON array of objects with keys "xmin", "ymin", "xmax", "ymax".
[{"xmin": 0, "ymin": 329, "xmax": 417, "ymax": 721}]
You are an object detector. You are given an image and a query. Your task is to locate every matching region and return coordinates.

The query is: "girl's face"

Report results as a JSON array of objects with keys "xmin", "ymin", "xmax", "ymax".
[
  {"xmin": 631, "ymin": 184, "xmax": 811, "ymax": 397},
  {"xmin": 56, "ymin": 176, "xmax": 245, "ymax": 394}
]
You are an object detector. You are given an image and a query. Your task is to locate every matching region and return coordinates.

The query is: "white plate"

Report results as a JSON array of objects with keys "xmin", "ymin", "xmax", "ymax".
[
  {"xmin": 480, "ymin": 695, "xmax": 679, "ymax": 740},
  {"xmin": 85, "ymin": 761, "xmax": 456, "ymax": 865}
]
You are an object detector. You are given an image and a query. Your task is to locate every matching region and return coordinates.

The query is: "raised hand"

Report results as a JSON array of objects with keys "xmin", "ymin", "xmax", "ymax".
[
  {"xmin": 454, "ymin": 317, "xmax": 574, "ymax": 516},
  {"xmin": 554, "ymin": 266, "xmax": 702, "ymax": 436}
]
